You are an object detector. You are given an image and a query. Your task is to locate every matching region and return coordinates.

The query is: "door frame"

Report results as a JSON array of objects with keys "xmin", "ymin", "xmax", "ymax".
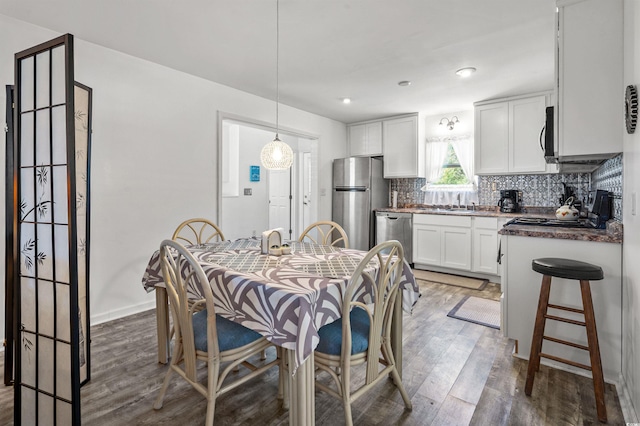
[{"xmin": 216, "ymin": 111, "xmax": 319, "ymax": 238}]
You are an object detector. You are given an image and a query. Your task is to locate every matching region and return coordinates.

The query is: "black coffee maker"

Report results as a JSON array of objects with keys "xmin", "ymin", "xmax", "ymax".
[{"xmin": 498, "ymin": 189, "xmax": 522, "ymax": 213}]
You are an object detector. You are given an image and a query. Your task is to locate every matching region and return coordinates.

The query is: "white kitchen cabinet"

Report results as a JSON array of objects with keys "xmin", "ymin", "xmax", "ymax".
[
  {"xmin": 441, "ymin": 226, "xmax": 472, "ymax": 270},
  {"xmin": 474, "ymin": 93, "xmax": 550, "ymax": 175},
  {"xmin": 413, "ymin": 224, "xmax": 441, "ymax": 265},
  {"xmin": 413, "ymin": 214, "xmax": 471, "ymax": 271},
  {"xmin": 472, "ymin": 217, "xmax": 498, "ymax": 275},
  {"xmin": 382, "ymin": 114, "xmax": 425, "ymax": 178},
  {"xmin": 348, "ymin": 121, "xmax": 382, "ymax": 157},
  {"xmin": 474, "ymin": 102, "xmax": 509, "ymax": 174},
  {"xmin": 556, "ymin": 0, "xmax": 623, "ymax": 160}
]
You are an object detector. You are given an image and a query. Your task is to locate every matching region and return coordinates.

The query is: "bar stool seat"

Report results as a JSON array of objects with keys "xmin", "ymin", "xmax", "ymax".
[
  {"xmin": 525, "ymin": 257, "xmax": 607, "ymax": 423},
  {"xmin": 532, "ymin": 258, "xmax": 604, "ymax": 281}
]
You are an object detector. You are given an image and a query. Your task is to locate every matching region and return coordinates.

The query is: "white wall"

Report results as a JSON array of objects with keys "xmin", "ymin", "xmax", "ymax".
[
  {"xmin": 623, "ymin": 1, "xmax": 640, "ymax": 421},
  {"xmin": 424, "ymin": 109, "xmax": 474, "ymax": 139},
  {"xmin": 0, "ymin": 15, "xmax": 347, "ymax": 342},
  {"xmin": 221, "ymin": 125, "xmax": 282, "ymax": 240}
]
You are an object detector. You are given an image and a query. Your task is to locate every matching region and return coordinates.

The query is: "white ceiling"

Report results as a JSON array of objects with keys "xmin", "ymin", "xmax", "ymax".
[{"xmin": 0, "ymin": 0, "xmax": 557, "ymax": 124}]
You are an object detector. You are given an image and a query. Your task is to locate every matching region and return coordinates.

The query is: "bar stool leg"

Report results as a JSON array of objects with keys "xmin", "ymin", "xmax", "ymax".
[
  {"xmin": 580, "ymin": 279, "xmax": 607, "ymax": 423},
  {"xmin": 525, "ymin": 275, "xmax": 552, "ymax": 396}
]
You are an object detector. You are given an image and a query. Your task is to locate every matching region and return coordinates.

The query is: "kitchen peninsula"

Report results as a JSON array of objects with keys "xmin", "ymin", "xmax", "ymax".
[{"xmin": 499, "ymin": 221, "xmax": 622, "ymax": 383}]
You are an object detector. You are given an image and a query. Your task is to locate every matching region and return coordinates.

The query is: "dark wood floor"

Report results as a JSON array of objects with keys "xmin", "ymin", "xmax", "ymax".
[{"xmin": 0, "ymin": 280, "xmax": 626, "ymax": 425}]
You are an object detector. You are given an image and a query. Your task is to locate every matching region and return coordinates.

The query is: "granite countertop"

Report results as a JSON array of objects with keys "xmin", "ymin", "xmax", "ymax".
[
  {"xmin": 498, "ymin": 221, "xmax": 623, "ymax": 244},
  {"xmin": 376, "ymin": 205, "xmax": 623, "ymax": 244},
  {"xmin": 376, "ymin": 205, "xmax": 555, "ymax": 219}
]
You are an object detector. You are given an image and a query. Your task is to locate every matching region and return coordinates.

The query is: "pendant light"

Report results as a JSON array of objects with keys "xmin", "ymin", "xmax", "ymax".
[{"xmin": 261, "ymin": 0, "xmax": 294, "ymax": 170}]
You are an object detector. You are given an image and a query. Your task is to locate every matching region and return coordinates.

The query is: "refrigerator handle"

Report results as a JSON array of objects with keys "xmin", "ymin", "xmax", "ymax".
[{"xmin": 334, "ymin": 187, "xmax": 368, "ymax": 192}]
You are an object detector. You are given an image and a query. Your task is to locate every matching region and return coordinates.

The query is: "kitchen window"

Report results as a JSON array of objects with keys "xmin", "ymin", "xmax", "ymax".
[
  {"xmin": 433, "ymin": 143, "xmax": 471, "ymax": 185},
  {"xmin": 422, "ymin": 135, "xmax": 478, "ymax": 205}
]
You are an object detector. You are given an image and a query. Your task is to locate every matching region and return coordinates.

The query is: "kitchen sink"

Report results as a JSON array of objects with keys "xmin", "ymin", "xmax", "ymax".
[{"xmin": 416, "ymin": 207, "xmax": 475, "ymax": 214}]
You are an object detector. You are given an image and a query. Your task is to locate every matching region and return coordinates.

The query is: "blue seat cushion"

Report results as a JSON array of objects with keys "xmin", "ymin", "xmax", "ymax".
[
  {"xmin": 192, "ymin": 309, "xmax": 264, "ymax": 352},
  {"xmin": 316, "ymin": 307, "xmax": 370, "ymax": 356}
]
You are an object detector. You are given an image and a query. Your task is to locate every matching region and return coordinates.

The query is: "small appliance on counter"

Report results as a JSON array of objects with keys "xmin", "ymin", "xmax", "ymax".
[
  {"xmin": 559, "ymin": 182, "xmax": 583, "ymax": 214},
  {"xmin": 498, "ymin": 189, "xmax": 522, "ymax": 213},
  {"xmin": 586, "ymin": 189, "xmax": 613, "ymax": 228}
]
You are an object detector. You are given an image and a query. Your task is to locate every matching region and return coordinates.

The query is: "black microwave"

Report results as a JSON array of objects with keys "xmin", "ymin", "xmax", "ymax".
[{"xmin": 541, "ymin": 106, "xmax": 555, "ymax": 162}]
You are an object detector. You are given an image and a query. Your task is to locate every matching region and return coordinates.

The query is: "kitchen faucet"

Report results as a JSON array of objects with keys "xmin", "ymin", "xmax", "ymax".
[{"xmin": 456, "ymin": 193, "xmax": 461, "ymax": 208}]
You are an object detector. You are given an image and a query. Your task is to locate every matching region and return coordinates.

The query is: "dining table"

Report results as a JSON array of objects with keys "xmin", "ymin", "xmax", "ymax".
[{"xmin": 141, "ymin": 237, "xmax": 419, "ymax": 425}]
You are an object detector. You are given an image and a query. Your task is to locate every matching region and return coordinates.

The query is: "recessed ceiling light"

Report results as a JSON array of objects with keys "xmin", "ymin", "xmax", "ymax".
[
  {"xmin": 341, "ymin": 97, "xmax": 351, "ymax": 104},
  {"xmin": 456, "ymin": 67, "xmax": 476, "ymax": 78},
  {"xmin": 398, "ymin": 80, "xmax": 412, "ymax": 87}
]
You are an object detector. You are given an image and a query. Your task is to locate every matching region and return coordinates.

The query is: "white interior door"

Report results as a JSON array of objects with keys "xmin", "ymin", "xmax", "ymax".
[
  {"xmin": 269, "ymin": 169, "xmax": 291, "ymax": 238},
  {"xmin": 302, "ymin": 152, "xmax": 312, "ymax": 232}
]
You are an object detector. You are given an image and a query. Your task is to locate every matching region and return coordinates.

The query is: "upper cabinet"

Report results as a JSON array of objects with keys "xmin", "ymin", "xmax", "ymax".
[
  {"xmin": 348, "ymin": 121, "xmax": 382, "ymax": 157},
  {"xmin": 474, "ymin": 93, "xmax": 553, "ymax": 175},
  {"xmin": 348, "ymin": 113, "xmax": 425, "ymax": 178},
  {"xmin": 556, "ymin": 0, "xmax": 623, "ymax": 160},
  {"xmin": 382, "ymin": 113, "xmax": 425, "ymax": 178}
]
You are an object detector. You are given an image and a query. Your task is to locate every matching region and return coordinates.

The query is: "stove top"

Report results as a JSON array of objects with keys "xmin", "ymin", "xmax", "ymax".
[{"xmin": 505, "ymin": 217, "xmax": 598, "ymax": 229}]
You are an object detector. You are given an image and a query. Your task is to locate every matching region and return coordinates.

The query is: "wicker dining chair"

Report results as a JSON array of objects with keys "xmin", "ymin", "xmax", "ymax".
[
  {"xmin": 298, "ymin": 220, "xmax": 349, "ymax": 248},
  {"xmin": 153, "ymin": 239, "xmax": 280, "ymax": 425},
  {"xmin": 172, "ymin": 218, "xmax": 225, "ymax": 246},
  {"xmin": 313, "ymin": 240, "xmax": 412, "ymax": 426}
]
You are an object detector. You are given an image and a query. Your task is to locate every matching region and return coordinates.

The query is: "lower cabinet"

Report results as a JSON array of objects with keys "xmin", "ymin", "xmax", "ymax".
[
  {"xmin": 413, "ymin": 214, "xmax": 499, "ymax": 275},
  {"xmin": 413, "ymin": 215, "xmax": 472, "ymax": 271},
  {"xmin": 472, "ymin": 217, "xmax": 499, "ymax": 275}
]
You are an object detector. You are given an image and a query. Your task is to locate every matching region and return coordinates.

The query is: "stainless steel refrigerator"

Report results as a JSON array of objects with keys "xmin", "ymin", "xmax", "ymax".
[{"xmin": 332, "ymin": 157, "xmax": 387, "ymax": 251}]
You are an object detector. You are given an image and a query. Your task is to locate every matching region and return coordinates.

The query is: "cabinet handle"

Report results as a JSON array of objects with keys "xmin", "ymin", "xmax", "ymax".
[{"xmin": 539, "ymin": 124, "xmax": 546, "ymax": 152}]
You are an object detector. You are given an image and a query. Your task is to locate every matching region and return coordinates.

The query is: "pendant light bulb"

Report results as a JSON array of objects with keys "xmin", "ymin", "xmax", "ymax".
[
  {"xmin": 261, "ymin": 0, "xmax": 294, "ymax": 170},
  {"xmin": 261, "ymin": 135, "xmax": 294, "ymax": 170}
]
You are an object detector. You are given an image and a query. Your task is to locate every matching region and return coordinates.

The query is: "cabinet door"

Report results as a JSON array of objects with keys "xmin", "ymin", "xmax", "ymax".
[
  {"xmin": 366, "ymin": 121, "xmax": 383, "ymax": 155},
  {"xmin": 472, "ymin": 228, "xmax": 498, "ymax": 274},
  {"xmin": 413, "ymin": 224, "xmax": 441, "ymax": 266},
  {"xmin": 509, "ymin": 95, "xmax": 547, "ymax": 173},
  {"xmin": 348, "ymin": 124, "xmax": 367, "ymax": 156},
  {"xmin": 348, "ymin": 122, "xmax": 383, "ymax": 157},
  {"xmin": 383, "ymin": 115, "xmax": 420, "ymax": 178},
  {"xmin": 441, "ymin": 227, "xmax": 471, "ymax": 270},
  {"xmin": 474, "ymin": 102, "xmax": 509, "ymax": 174},
  {"xmin": 558, "ymin": 0, "xmax": 623, "ymax": 158}
]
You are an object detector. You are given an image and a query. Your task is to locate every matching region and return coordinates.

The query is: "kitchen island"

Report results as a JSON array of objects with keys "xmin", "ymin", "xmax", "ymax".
[{"xmin": 499, "ymin": 223, "xmax": 622, "ymax": 383}]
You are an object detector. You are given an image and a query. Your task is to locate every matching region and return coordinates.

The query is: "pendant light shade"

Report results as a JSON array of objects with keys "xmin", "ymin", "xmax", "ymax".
[
  {"xmin": 260, "ymin": 136, "xmax": 294, "ymax": 170},
  {"xmin": 261, "ymin": 0, "xmax": 294, "ymax": 170}
]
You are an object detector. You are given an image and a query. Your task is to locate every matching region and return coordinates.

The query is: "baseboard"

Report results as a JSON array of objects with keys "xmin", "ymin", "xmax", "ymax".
[
  {"xmin": 616, "ymin": 373, "xmax": 640, "ymax": 423},
  {"xmin": 0, "ymin": 301, "xmax": 155, "ymax": 353},
  {"xmin": 90, "ymin": 300, "xmax": 155, "ymax": 326},
  {"xmin": 412, "ymin": 263, "xmax": 501, "ymax": 284}
]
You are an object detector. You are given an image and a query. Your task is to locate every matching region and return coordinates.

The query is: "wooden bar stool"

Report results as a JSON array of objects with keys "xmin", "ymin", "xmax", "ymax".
[{"xmin": 524, "ymin": 257, "xmax": 606, "ymax": 423}]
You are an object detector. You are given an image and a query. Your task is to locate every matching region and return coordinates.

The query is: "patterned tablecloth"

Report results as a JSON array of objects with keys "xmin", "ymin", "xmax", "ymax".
[{"xmin": 142, "ymin": 238, "xmax": 420, "ymax": 372}]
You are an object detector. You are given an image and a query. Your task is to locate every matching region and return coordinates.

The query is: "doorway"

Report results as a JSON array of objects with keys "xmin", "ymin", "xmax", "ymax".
[{"xmin": 217, "ymin": 114, "xmax": 318, "ymax": 241}]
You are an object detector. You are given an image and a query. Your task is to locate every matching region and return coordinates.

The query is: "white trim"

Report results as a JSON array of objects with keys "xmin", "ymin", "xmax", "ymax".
[
  {"xmin": 421, "ymin": 183, "xmax": 475, "ymax": 191},
  {"xmin": 617, "ymin": 373, "xmax": 640, "ymax": 423},
  {"xmin": 90, "ymin": 300, "xmax": 155, "ymax": 326}
]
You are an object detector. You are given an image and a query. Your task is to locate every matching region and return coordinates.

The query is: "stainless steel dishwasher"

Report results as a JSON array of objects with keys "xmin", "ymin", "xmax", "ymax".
[{"xmin": 375, "ymin": 212, "xmax": 413, "ymax": 264}]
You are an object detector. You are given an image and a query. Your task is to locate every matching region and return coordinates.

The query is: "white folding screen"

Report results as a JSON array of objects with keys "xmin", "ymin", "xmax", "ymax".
[{"xmin": 12, "ymin": 33, "xmax": 88, "ymax": 425}]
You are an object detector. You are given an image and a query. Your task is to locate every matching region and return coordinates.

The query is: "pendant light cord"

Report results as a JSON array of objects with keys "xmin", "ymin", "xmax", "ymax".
[{"xmin": 275, "ymin": 0, "xmax": 280, "ymax": 139}]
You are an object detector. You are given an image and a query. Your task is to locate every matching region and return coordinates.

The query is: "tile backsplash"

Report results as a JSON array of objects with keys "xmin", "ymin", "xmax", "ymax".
[
  {"xmin": 591, "ymin": 154, "xmax": 623, "ymax": 220},
  {"xmin": 390, "ymin": 154, "xmax": 623, "ymax": 221},
  {"xmin": 477, "ymin": 173, "xmax": 591, "ymax": 209}
]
